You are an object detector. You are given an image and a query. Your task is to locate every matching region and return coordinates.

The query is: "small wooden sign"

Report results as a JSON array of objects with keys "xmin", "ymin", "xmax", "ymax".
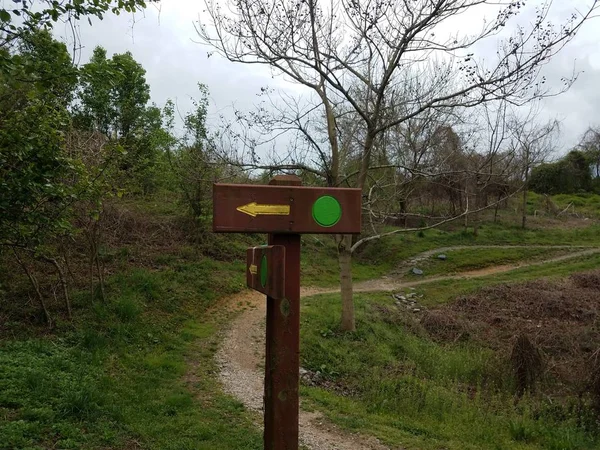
[
  {"xmin": 246, "ymin": 245, "xmax": 286, "ymax": 299},
  {"xmin": 213, "ymin": 183, "xmax": 362, "ymax": 234}
]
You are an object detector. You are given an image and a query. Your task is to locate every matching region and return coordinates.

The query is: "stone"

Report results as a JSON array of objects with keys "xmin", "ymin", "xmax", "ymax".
[
  {"xmin": 412, "ymin": 268, "xmax": 424, "ymax": 276},
  {"xmin": 437, "ymin": 254, "xmax": 447, "ymax": 260}
]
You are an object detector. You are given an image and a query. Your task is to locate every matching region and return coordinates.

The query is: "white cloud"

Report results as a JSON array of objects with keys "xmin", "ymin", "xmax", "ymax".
[{"xmin": 55, "ymin": 0, "xmax": 600, "ymax": 153}]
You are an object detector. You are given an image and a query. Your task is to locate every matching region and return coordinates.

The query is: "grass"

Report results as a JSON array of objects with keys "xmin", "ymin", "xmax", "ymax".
[
  {"xmin": 300, "ymin": 221, "xmax": 600, "ymax": 287},
  {"xmin": 0, "ymin": 230, "xmax": 379, "ymax": 449},
  {"xmin": 300, "ymin": 289, "xmax": 600, "ymax": 450},
  {"xmin": 415, "ymin": 251, "xmax": 600, "ymax": 306},
  {"xmin": 0, "ymin": 257, "xmax": 263, "ymax": 449},
  {"xmin": 550, "ymin": 193, "xmax": 600, "ymax": 218},
  {"xmin": 2, "ymin": 199, "xmax": 600, "ymax": 449},
  {"xmin": 523, "ymin": 191, "xmax": 600, "ymax": 219},
  {"xmin": 408, "ymin": 246, "xmax": 578, "ymax": 277}
]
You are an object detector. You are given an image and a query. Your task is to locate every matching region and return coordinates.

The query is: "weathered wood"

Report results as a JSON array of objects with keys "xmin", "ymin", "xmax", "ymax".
[
  {"xmin": 213, "ymin": 174, "xmax": 362, "ymax": 450},
  {"xmin": 213, "ymin": 183, "xmax": 362, "ymax": 234},
  {"xmin": 264, "ymin": 175, "xmax": 301, "ymax": 450},
  {"xmin": 246, "ymin": 245, "xmax": 286, "ymax": 299},
  {"xmin": 264, "ymin": 233, "xmax": 300, "ymax": 450}
]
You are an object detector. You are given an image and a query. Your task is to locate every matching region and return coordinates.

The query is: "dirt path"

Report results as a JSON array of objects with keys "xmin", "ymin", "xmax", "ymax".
[
  {"xmin": 215, "ymin": 287, "xmax": 391, "ymax": 450},
  {"xmin": 214, "ymin": 246, "xmax": 600, "ymax": 450}
]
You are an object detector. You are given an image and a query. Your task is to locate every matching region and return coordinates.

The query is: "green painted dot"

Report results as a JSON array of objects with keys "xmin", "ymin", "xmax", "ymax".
[
  {"xmin": 312, "ymin": 196, "xmax": 342, "ymax": 227},
  {"xmin": 260, "ymin": 255, "xmax": 268, "ymax": 288}
]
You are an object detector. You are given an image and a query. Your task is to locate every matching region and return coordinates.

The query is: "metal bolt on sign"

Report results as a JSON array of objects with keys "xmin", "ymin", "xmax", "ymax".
[{"xmin": 213, "ymin": 175, "xmax": 361, "ymax": 450}]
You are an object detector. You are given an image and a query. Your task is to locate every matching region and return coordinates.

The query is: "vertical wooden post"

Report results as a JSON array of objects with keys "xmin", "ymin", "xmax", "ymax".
[
  {"xmin": 213, "ymin": 176, "xmax": 361, "ymax": 449},
  {"xmin": 264, "ymin": 175, "xmax": 301, "ymax": 450}
]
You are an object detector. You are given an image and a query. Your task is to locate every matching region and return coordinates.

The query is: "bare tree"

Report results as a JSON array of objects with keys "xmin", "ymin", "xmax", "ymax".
[
  {"xmin": 507, "ymin": 105, "xmax": 559, "ymax": 228},
  {"xmin": 199, "ymin": 0, "xmax": 599, "ymax": 331}
]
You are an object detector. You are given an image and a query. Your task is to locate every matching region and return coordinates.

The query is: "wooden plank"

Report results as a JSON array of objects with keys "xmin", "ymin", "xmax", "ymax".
[
  {"xmin": 246, "ymin": 245, "xmax": 285, "ymax": 300},
  {"xmin": 213, "ymin": 183, "xmax": 362, "ymax": 234},
  {"xmin": 264, "ymin": 175, "xmax": 301, "ymax": 450},
  {"xmin": 264, "ymin": 234, "xmax": 300, "ymax": 450}
]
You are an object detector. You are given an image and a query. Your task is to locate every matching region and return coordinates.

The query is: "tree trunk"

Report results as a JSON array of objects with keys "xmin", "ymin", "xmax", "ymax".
[
  {"xmin": 13, "ymin": 249, "xmax": 53, "ymax": 327},
  {"xmin": 463, "ymin": 187, "xmax": 469, "ymax": 231},
  {"xmin": 95, "ymin": 253, "xmax": 106, "ymax": 303},
  {"xmin": 522, "ymin": 152, "xmax": 530, "ymax": 229},
  {"xmin": 473, "ymin": 182, "xmax": 481, "ymax": 236},
  {"xmin": 494, "ymin": 192, "xmax": 501, "ymax": 223},
  {"xmin": 338, "ymin": 234, "xmax": 355, "ymax": 332},
  {"xmin": 90, "ymin": 241, "xmax": 95, "ymax": 302},
  {"xmin": 337, "ymin": 128, "xmax": 375, "ymax": 332},
  {"xmin": 43, "ymin": 257, "xmax": 72, "ymax": 320},
  {"xmin": 522, "ymin": 185, "xmax": 528, "ymax": 229}
]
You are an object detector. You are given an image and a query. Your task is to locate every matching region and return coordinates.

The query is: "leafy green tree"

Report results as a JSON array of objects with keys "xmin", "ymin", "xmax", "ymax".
[
  {"xmin": 529, "ymin": 163, "xmax": 563, "ymax": 195},
  {"xmin": 0, "ymin": 31, "xmax": 86, "ymax": 324},
  {"xmin": 0, "ymin": 31, "xmax": 79, "ymax": 251},
  {"xmin": 0, "ymin": 1, "xmax": 156, "ymax": 325},
  {"xmin": 530, "ymin": 150, "xmax": 592, "ymax": 195},
  {"xmin": 579, "ymin": 128, "xmax": 600, "ymax": 181},
  {"xmin": 166, "ymin": 85, "xmax": 221, "ymax": 225},
  {"xmin": 127, "ymin": 104, "xmax": 177, "ymax": 194},
  {"xmin": 75, "ymin": 47, "xmax": 174, "ymax": 194},
  {"xmin": 76, "ymin": 47, "xmax": 150, "ymax": 139},
  {"xmin": 564, "ymin": 150, "xmax": 592, "ymax": 192}
]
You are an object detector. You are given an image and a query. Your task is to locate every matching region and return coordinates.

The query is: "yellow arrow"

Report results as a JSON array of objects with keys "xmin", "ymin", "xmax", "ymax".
[
  {"xmin": 237, "ymin": 202, "xmax": 290, "ymax": 217},
  {"xmin": 249, "ymin": 264, "xmax": 257, "ymax": 275}
]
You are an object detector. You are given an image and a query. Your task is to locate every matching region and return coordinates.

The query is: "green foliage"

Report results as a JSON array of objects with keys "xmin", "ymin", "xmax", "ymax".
[
  {"xmin": 166, "ymin": 85, "xmax": 226, "ymax": 226},
  {"xmin": 0, "ymin": 256, "xmax": 261, "ymax": 449},
  {"xmin": 74, "ymin": 47, "xmax": 179, "ymax": 195},
  {"xmin": 76, "ymin": 47, "xmax": 151, "ymax": 139},
  {"xmin": 0, "ymin": 31, "xmax": 84, "ymax": 250},
  {"xmin": 530, "ymin": 150, "xmax": 593, "ymax": 195}
]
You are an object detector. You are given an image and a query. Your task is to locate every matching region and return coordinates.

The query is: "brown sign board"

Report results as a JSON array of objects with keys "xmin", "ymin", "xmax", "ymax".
[
  {"xmin": 213, "ymin": 184, "xmax": 362, "ymax": 234},
  {"xmin": 246, "ymin": 245, "xmax": 286, "ymax": 299}
]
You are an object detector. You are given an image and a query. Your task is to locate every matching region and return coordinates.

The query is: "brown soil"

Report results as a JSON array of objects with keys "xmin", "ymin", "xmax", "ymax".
[{"xmin": 427, "ymin": 271, "xmax": 600, "ymax": 395}]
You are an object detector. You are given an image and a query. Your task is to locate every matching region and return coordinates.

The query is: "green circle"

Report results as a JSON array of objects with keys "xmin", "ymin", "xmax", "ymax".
[
  {"xmin": 260, "ymin": 255, "xmax": 268, "ymax": 288},
  {"xmin": 312, "ymin": 196, "xmax": 342, "ymax": 227}
]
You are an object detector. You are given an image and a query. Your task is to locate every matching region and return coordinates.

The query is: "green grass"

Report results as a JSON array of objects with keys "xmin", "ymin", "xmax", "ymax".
[
  {"xmin": 415, "ymin": 251, "xmax": 600, "ymax": 306},
  {"xmin": 300, "ymin": 291, "xmax": 600, "ymax": 450},
  {"xmin": 353, "ymin": 222, "xmax": 600, "ymax": 280},
  {"xmin": 551, "ymin": 193, "xmax": 600, "ymax": 218},
  {"xmin": 409, "ymin": 246, "xmax": 578, "ymax": 277},
  {"xmin": 0, "ymin": 257, "xmax": 262, "ymax": 449},
  {"xmin": 301, "ymin": 236, "xmax": 389, "ymax": 286},
  {"xmin": 2, "ymin": 203, "xmax": 600, "ymax": 449},
  {"xmin": 301, "ymin": 222, "xmax": 600, "ymax": 287}
]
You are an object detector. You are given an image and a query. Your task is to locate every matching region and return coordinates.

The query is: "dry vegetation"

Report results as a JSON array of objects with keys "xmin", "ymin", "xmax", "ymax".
[{"xmin": 426, "ymin": 272, "xmax": 600, "ymax": 403}]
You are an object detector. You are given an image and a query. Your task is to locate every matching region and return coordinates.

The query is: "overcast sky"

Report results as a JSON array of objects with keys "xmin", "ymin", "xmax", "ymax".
[{"xmin": 58, "ymin": 0, "xmax": 600, "ymax": 156}]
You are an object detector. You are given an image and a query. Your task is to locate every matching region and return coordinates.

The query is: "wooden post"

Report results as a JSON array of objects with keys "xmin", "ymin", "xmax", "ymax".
[
  {"xmin": 264, "ymin": 175, "xmax": 301, "ymax": 450},
  {"xmin": 212, "ymin": 175, "xmax": 361, "ymax": 450}
]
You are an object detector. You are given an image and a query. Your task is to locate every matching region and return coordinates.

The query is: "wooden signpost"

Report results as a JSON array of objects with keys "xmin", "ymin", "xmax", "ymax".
[
  {"xmin": 247, "ymin": 245, "xmax": 286, "ymax": 300},
  {"xmin": 213, "ymin": 175, "xmax": 361, "ymax": 450},
  {"xmin": 213, "ymin": 182, "xmax": 362, "ymax": 234}
]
